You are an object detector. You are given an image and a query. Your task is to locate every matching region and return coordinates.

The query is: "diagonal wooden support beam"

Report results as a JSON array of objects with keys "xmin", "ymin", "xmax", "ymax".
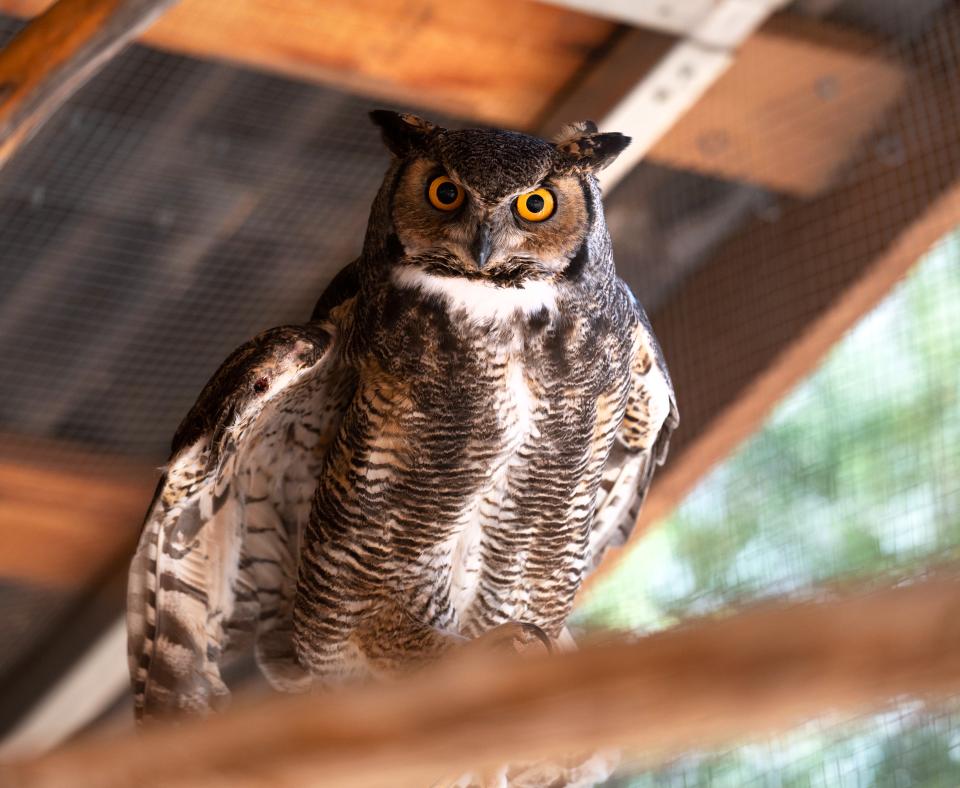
[
  {"xmin": 542, "ymin": 0, "xmax": 791, "ymax": 190},
  {"xmin": 0, "ymin": 0, "xmax": 179, "ymax": 167},
  {"xmin": 646, "ymin": 16, "xmax": 906, "ymax": 196},
  {"xmin": 540, "ymin": 13, "xmax": 905, "ymax": 195}
]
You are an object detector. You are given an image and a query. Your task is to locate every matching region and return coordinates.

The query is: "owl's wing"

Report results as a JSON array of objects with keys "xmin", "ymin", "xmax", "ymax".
[
  {"xmin": 311, "ymin": 258, "xmax": 359, "ymax": 321},
  {"xmin": 126, "ymin": 322, "xmax": 350, "ymax": 720},
  {"xmin": 588, "ymin": 307, "xmax": 678, "ymax": 574}
]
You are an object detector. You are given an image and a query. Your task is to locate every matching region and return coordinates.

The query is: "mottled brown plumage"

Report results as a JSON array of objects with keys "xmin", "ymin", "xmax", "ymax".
[{"xmin": 127, "ymin": 111, "xmax": 677, "ymax": 757}]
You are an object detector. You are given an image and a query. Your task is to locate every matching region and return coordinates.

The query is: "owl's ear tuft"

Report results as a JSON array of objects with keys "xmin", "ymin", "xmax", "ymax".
[
  {"xmin": 370, "ymin": 110, "xmax": 442, "ymax": 157},
  {"xmin": 553, "ymin": 122, "xmax": 630, "ymax": 172}
]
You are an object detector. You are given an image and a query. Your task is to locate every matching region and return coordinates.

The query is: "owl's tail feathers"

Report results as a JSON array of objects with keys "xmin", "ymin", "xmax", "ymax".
[
  {"xmin": 126, "ymin": 462, "xmax": 236, "ymax": 723},
  {"xmin": 127, "ymin": 517, "xmax": 232, "ymax": 722}
]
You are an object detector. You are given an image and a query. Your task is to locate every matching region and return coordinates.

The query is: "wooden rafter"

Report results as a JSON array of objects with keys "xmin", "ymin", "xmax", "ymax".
[
  {"xmin": 0, "ymin": 438, "xmax": 155, "ymax": 587},
  {"xmin": 541, "ymin": 14, "xmax": 906, "ymax": 195},
  {"xmin": 0, "ymin": 2, "xmax": 904, "ymax": 195},
  {"xmin": 647, "ymin": 16, "xmax": 906, "ymax": 196},
  {"xmin": 0, "ymin": 0, "xmax": 618, "ymax": 129},
  {"xmin": 5, "ymin": 573, "xmax": 960, "ymax": 785},
  {"xmin": 0, "ymin": 0, "xmax": 180, "ymax": 167}
]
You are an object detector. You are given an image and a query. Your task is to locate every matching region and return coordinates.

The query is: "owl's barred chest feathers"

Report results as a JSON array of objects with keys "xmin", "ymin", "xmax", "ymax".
[{"xmin": 324, "ymin": 271, "xmax": 636, "ymax": 636}]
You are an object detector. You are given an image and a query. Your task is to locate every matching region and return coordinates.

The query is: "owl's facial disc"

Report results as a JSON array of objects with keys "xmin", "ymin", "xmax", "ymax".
[{"xmin": 391, "ymin": 158, "xmax": 590, "ymax": 283}]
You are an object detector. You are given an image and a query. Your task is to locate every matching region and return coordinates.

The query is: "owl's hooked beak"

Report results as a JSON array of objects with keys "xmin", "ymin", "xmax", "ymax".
[{"xmin": 470, "ymin": 222, "xmax": 494, "ymax": 269}]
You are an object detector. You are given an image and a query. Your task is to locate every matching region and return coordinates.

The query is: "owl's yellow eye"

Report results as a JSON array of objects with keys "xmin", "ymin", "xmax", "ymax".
[
  {"xmin": 427, "ymin": 175, "xmax": 464, "ymax": 212},
  {"xmin": 514, "ymin": 188, "xmax": 556, "ymax": 222}
]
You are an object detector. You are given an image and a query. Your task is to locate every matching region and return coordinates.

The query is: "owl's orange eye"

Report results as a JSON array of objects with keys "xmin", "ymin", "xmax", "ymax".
[
  {"xmin": 427, "ymin": 175, "xmax": 464, "ymax": 212},
  {"xmin": 514, "ymin": 188, "xmax": 555, "ymax": 222}
]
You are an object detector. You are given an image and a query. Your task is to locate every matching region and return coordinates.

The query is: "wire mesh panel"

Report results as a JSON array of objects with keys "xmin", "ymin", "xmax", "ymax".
[
  {"xmin": 578, "ymin": 235, "xmax": 960, "ymax": 630},
  {"xmin": 609, "ymin": 704, "xmax": 960, "ymax": 787}
]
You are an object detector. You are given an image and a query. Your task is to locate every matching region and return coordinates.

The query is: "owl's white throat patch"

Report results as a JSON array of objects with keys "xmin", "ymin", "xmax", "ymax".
[{"xmin": 391, "ymin": 266, "xmax": 558, "ymax": 323}]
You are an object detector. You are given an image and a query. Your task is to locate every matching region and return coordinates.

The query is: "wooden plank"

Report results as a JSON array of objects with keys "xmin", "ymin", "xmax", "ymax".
[
  {"xmin": 6, "ymin": 572, "xmax": 960, "ymax": 785},
  {"xmin": 0, "ymin": 0, "xmax": 179, "ymax": 167},
  {"xmin": 583, "ymin": 10, "xmax": 960, "ymax": 590},
  {"xmin": 0, "ymin": 0, "xmax": 618, "ymax": 129},
  {"xmin": 647, "ymin": 16, "xmax": 906, "ymax": 195},
  {"xmin": 543, "ymin": 14, "xmax": 906, "ymax": 195},
  {"xmin": 541, "ymin": 0, "xmax": 790, "ymax": 190},
  {"xmin": 0, "ymin": 438, "xmax": 156, "ymax": 586},
  {"xmin": 0, "ymin": 3, "xmax": 902, "ymax": 195}
]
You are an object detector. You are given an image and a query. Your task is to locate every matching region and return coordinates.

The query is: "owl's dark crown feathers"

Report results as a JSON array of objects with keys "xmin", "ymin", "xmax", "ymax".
[{"xmin": 370, "ymin": 110, "xmax": 629, "ymax": 198}]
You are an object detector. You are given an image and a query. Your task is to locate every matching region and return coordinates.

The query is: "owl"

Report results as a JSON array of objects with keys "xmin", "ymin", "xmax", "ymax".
[{"xmin": 127, "ymin": 111, "xmax": 678, "ymax": 722}]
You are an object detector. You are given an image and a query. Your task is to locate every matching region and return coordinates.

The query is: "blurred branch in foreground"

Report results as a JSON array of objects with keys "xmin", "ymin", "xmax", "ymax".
[{"xmin": 4, "ymin": 572, "xmax": 960, "ymax": 788}]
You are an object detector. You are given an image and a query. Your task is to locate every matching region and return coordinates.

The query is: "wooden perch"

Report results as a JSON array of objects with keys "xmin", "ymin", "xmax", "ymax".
[
  {"xmin": 5, "ymin": 573, "xmax": 960, "ymax": 787},
  {"xmin": 0, "ymin": 0, "xmax": 179, "ymax": 167}
]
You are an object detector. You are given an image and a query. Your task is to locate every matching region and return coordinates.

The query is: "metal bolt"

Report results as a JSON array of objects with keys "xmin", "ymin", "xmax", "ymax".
[
  {"xmin": 875, "ymin": 134, "xmax": 906, "ymax": 167},
  {"xmin": 815, "ymin": 75, "xmax": 839, "ymax": 101},
  {"xmin": 697, "ymin": 129, "xmax": 730, "ymax": 157}
]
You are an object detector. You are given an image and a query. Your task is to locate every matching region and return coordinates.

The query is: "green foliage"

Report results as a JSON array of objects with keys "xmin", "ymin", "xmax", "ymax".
[{"xmin": 574, "ymin": 231, "xmax": 960, "ymax": 784}]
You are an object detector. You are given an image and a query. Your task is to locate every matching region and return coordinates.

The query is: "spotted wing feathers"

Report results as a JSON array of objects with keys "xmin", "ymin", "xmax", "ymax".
[
  {"xmin": 126, "ymin": 324, "xmax": 341, "ymax": 720},
  {"xmin": 589, "ymin": 311, "xmax": 678, "ymax": 573}
]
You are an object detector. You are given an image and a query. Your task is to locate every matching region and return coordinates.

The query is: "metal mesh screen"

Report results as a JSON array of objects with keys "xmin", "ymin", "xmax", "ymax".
[{"xmin": 578, "ymin": 236, "xmax": 960, "ymax": 629}]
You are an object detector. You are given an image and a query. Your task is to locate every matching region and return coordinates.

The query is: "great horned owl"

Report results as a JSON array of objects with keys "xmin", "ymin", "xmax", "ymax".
[{"xmin": 127, "ymin": 111, "xmax": 678, "ymax": 720}]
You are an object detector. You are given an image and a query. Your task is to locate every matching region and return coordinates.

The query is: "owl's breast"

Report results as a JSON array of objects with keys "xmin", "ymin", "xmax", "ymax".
[{"xmin": 347, "ymin": 276, "xmax": 633, "ymax": 632}]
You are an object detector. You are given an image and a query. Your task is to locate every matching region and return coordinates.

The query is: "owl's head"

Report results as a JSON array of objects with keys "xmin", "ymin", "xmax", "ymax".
[{"xmin": 369, "ymin": 110, "xmax": 629, "ymax": 285}]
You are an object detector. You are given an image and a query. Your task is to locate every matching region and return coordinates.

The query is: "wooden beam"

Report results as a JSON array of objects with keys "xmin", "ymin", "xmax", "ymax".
[
  {"xmin": 542, "ymin": 0, "xmax": 791, "ymax": 190},
  {"xmin": 0, "ymin": 0, "xmax": 618, "ymax": 130},
  {"xmin": 544, "ymin": 14, "xmax": 906, "ymax": 195},
  {"xmin": 0, "ymin": 3, "xmax": 903, "ymax": 195},
  {"xmin": 0, "ymin": 0, "xmax": 179, "ymax": 167},
  {"xmin": 583, "ymin": 8, "xmax": 960, "ymax": 590},
  {"xmin": 647, "ymin": 16, "xmax": 906, "ymax": 196},
  {"xmin": 6, "ymin": 573, "xmax": 960, "ymax": 785},
  {"xmin": 0, "ymin": 438, "xmax": 156, "ymax": 586}
]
